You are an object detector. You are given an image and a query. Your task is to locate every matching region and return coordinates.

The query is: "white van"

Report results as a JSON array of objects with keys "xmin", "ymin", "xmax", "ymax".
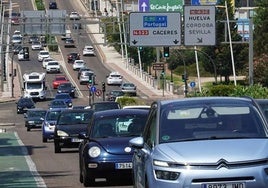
[{"xmin": 61, "ymin": 29, "xmax": 71, "ymax": 40}]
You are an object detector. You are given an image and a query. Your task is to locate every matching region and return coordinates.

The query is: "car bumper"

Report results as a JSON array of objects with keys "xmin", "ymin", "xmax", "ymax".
[
  {"xmin": 42, "ymin": 126, "xmax": 55, "ymax": 139},
  {"xmin": 54, "ymin": 137, "xmax": 82, "ymax": 148},
  {"xmin": 83, "ymin": 156, "xmax": 133, "ymax": 180}
]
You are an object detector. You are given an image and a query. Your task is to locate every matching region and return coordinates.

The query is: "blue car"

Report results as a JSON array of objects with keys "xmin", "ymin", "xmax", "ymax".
[
  {"xmin": 129, "ymin": 97, "xmax": 268, "ymax": 188},
  {"xmin": 48, "ymin": 99, "xmax": 69, "ymax": 110},
  {"xmin": 42, "ymin": 109, "xmax": 62, "ymax": 143},
  {"xmin": 78, "ymin": 109, "xmax": 149, "ymax": 186},
  {"xmin": 54, "ymin": 93, "xmax": 72, "ymax": 107}
]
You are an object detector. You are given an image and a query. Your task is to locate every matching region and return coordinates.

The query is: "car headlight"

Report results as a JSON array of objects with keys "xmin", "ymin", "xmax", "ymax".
[
  {"xmin": 57, "ymin": 130, "xmax": 69, "ymax": 136},
  {"xmin": 155, "ymin": 170, "xmax": 180, "ymax": 180},
  {"xmin": 28, "ymin": 121, "xmax": 35, "ymax": 124},
  {"xmin": 153, "ymin": 160, "xmax": 169, "ymax": 167},
  {"xmin": 71, "ymin": 89, "xmax": 74, "ymax": 92},
  {"xmin": 88, "ymin": 146, "xmax": 101, "ymax": 158}
]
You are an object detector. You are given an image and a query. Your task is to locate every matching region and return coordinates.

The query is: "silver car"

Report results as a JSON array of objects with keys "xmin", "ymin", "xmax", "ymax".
[{"xmin": 129, "ymin": 97, "xmax": 268, "ymax": 188}]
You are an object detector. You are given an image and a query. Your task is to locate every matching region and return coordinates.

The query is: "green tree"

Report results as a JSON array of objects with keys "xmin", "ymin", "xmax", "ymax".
[
  {"xmin": 200, "ymin": 0, "xmax": 247, "ymax": 82},
  {"xmin": 254, "ymin": 0, "xmax": 268, "ymax": 56}
]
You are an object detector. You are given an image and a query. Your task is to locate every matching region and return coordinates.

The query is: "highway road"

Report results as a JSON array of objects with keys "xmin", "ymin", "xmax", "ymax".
[{"xmin": 3, "ymin": 0, "xmax": 135, "ymax": 187}]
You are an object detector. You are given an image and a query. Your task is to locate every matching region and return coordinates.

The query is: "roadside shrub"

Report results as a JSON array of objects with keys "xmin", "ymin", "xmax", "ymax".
[
  {"xmin": 116, "ymin": 97, "xmax": 138, "ymax": 107},
  {"xmin": 35, "ymin": 0, "xmax": 45, "ymax": 10}
]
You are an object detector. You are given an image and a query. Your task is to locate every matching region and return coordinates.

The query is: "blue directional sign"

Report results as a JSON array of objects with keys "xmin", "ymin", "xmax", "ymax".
[
  {"xmin": 139, "ymin": 0, "xmax": 150, "ymax": 12},
  {"xmin": 90, "ymin": 86, "xmax": 97, "ymax": 93},
  {"xmin": 190, "ymin": 81, "xmax": 196, "ymax": 88}
]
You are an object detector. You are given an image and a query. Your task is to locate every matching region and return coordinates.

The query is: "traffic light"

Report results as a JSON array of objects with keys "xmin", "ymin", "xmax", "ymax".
[
  {"xmin": 163, "ymin": 47, "xmax": 169, "ymax": 57},
  {"xmin": 88, "ymin": 75, "xmax": 93, "ymax": 85},
  {"xmin": 182, "ymin": 74, "xmax": 188, "ymax": 82},
  {"xmin": 102, "ymin": 82, "xmax": 106, "ymax": 92}
]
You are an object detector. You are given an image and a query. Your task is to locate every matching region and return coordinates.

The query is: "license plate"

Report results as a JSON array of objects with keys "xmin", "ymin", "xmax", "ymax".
[
  {"xmin": 115, "ymin": 162, "xmax": 132, "ymax": 169},
  {"xmin": 202, "ymin": 182, "xmax": 245, "ymax": 188},
  {"xmin": 71, "ymin": 138, "xmax": 83, "ymax": 142}
]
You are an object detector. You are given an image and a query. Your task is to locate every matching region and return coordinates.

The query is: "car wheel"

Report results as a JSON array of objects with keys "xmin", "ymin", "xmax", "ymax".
[
  {"xmin": 54, "ymin": 141, "xmax": 61, "ymax": 153},
  {"xmin": 42, "ymin": 137, "xmax": 47, "ymax": 143},
  {"xmin": 82, "ymin": 167, "xmax": 94, "ymax": 187},
  {"xmin": 27, "ymin": 127, "xmax": 30, "ymax": 131}
]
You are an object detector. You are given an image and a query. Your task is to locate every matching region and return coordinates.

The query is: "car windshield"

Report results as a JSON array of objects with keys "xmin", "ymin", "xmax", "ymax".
[
  {"xmin": 159, "ymin": 102, "xmax": 267, "ymax": 143},
  {"xmin": 56, "ymin": 77, "xmax": 66, "ymax": 81},
  {"xmin": 57, "ymin": 111, "xmax": 94, "ymax": 125},
  {"xmin": 55, "ymin": 94, "xmax": 71, "ymax": 99},
  {"xmin": 46, "ymin": 111, "xmax": 61, "ymax": 121},
  {"xmin": 26, "ymin": 83, "xmax": 42, "ymax": 89},
  {"xmin": 40, "ymin": 52, "xmax": 49, "ymax": 55},
  {"xmin": 92, "ymin": 103, "xmax": 119, "ymax": 111},
  {"xmin": 27, "ymin": 110, "xmax": 46, "ymax": 118},
  {"xmin": 48, "ymin": 62, "xmax": 59, "ymax": 65},
  {"xmin": 59, "ymin": 83, "xmax": 72, "ymax": 88},
  {"xmin": 91, "ymin": 114, "xmax": 148, "ymax": 138}
]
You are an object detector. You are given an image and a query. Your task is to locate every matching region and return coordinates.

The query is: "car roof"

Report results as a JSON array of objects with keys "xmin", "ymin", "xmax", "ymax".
[{"xmin": 93, "ymin": 108, "xmax": 149, "ymax": 117}]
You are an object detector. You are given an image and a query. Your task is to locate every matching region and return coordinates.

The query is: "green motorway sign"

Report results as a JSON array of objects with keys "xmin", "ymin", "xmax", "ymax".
[{"xmin": 149, "ymin": 0, "xmax": 184, "ymax": 13}]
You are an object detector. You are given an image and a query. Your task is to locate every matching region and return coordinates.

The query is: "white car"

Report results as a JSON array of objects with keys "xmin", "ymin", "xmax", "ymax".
[
  {"xmin": 73, "ymin": 60, "xmax": 86, "ymax": 71},
  {"xmin": 17, "ymin": 50, "xmax": 28, "ymax": 61},
  {"xmin": 69, "ymin": 11, "xmax": 81, "ymax": 20},
  {"xmin": 38, "ymin": 50, "xmax": 50, "ymax": 62},
  {"xmin": 106, "ymin": 72, "xmax": 123, "ymax": 85},
  {"xmin": 82, "ymin": 45, "xmax": 95, "ymax": 56},
  {"xmin": 42, "ymin": 57, "xmax": 54, "ymax": 69},
  {"xmin": 14, "ymin": 30, "xmax": 22, "ymax": 37},
  {"xmin": 31, "ymin": 41, "xmax": 43, "ymax": 50},
  {"xmin": 46, "ymin": 61, "xmax": 61, "ymax": 73}
]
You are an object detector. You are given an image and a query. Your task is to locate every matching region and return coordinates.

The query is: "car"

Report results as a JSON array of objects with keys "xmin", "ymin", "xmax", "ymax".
[
  {"xmin": 78, "ymin": 109, "xmax": 149, "ymax": 186},
  {"xmin": 82, "ymin": 45, "xmax": 95, "ymax": 56},
  {"xmin": 46, "ymin": 61, "xmax": 61, "ymax": 73},
  {"xmin": 54, "ymin": 93, "xmax": 73, "ymax": 107},
  {"xmin": 57, "ymin": 82, "xmax": 76, "ymax": 98},
  {"xmin": 31, "ymin": 41, "xmax": 43, "ymax": 50},
  {"xmin": 73, "ymin": 22, "xmax": 82, "ymax": 30},
  {"xmin": 77, "ymin": 67, "xmax": 92, "ymax": 79},
  {"xmin": 13, "ymin": 30, "xmax": 22, "ymax": 37},
  {"xmin": 24, "ymin": 108, "xmax": 47, "ymax": 131},
  {"xmin": 42, "ymin": 57, "xmax": 54, "ymax": 69},
  {"xmin": 105, "ymin": 90, "xmax": 125, "ymax": 101},
  {"xmin": 28, "ymin": 35, "xmax": 39, "ymax": 43},
  {"xmin": 38, "ymin": 50, "xmax": 50, "ymax": 62},
  {"xmin": 129, "ymin": 97, "xmax": 268, "ymax": 188},
  {"xmin": 54, "ymin": 109, "xmax": 94, "ymax": 153},
  {"xmin": 16, "ymin": 97, "xmax": 35, "ymax": 114},
  {"xmin": 17, "ymin": 49, "xmax": 29, "ymax": 61},
  {"xmin": 106, "ymin": 72, "xmax": 123, "ymax": 85},
  {"xmin": 49, "ymin": 1, "xmax": 57, "ymax": 9},
  {"xmin": 120, "ymin": 82, "xmax": 137, "ymax": 96},
  {"xmin": 48, "ymin": 99, "xmax": 69, "ymax": 110},
  {"xmin": 52, "ymin": 75, "xmax": 69, "ymax": 89},
  {"xmin": 79, "ymin": 70, "xmax": 95, "ymax": 85},
  {"xmin": 11, "ymin": 34, "xmax": 22, "ymax": 44},
  {"xmin": 86, "ymin": 101, "xmax": 121, "ymax": 112},
  {"xmin": 64, "ymin": 38, "xmax": 75, "ymax": 48},
  {"xmin": 72, "ymin": 60, "xmax": 86, "ymax": 71},
  {"xmin": 11, "ymin": 12, "xmax": 20, "ymax": 25},
  {"xmin": 67, "ymin": 52, "xmax": 80, "ymax": 64},
  {"xmin": 69, "ymin": 11, "xmax": 81, "ymax": 20},
  {"xmin": 42, "ymin": 109, "xmax": 62, "ymax": 142}
]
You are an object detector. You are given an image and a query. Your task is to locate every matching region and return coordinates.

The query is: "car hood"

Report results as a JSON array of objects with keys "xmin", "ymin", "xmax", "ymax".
[
  {"xmin": 156, "ymin": 139, "xmax": 268, "ymax": 164},
  {"xmin": 95, "ymin": 137, "xmax": 133, "ymax": 155},
  {"xmin": 18, "ymin": 104, "xmax": 34, "ymax": 108},
  {"xmin": 56, "ymin": 124, "xmax": 87, "ymax": 135},
  {"xmin": 26, "ymin": 117, "xmax": 43, "ymax": 121}
]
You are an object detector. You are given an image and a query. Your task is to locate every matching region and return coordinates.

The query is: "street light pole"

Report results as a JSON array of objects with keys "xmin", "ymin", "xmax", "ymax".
[{"xmin": 11, "ymin": 52, "xmax": 14, "ymax": 98}]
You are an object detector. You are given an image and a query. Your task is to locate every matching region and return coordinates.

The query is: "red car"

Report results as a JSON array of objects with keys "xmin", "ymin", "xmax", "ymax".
[{"xmin": 52, "ymin": 75, "xmax": 69, "ymax": 89}]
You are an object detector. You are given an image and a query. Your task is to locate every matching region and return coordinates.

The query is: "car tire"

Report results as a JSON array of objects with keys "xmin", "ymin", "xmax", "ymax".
[
  {"xmin": 27, "ymin": 127, "xmax": 30, "ymax": 131},
  {"xmin": 82, "ymin": 167, "xmax": 94, "ymax": 187},
  {"xmin": 54, "ymin": 142, "xmax": 61, "ymax": 153},
  {"xmin": 42, "ymin": 137, "xmax": 47, "ymax": 143}
]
